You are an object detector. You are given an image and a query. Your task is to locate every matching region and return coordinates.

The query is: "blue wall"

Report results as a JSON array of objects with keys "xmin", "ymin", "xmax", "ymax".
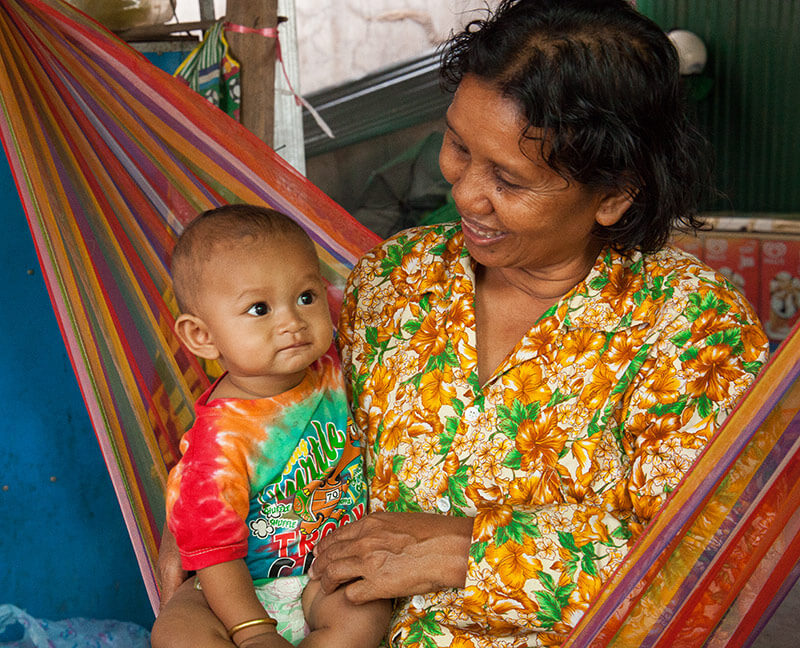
[
  {"xmin": 0, "ymin": 49, "xmax": 190, "ymax": 631},
  {"xmin": 0, "ymin": 159, "xmax": 154, "ymax": 629}
]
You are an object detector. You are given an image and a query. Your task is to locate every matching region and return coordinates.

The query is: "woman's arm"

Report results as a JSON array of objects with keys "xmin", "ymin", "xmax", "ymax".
[
  {"xmin": 156, "ymin": 527, "xmax": 189, "ymax": 609},
  {"xmin": 310, "ymin": 512, "xmax": 473, "ymax": 602}
]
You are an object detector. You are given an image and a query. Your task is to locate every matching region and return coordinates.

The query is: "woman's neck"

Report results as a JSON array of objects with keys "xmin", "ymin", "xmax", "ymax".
[
  {"xmin": 472, "ymin": 241, "xmax": 602, "ymax": 384},
  {"xmin": 477, "ymin": 238, "xmax": 602, "ymax": 303}
]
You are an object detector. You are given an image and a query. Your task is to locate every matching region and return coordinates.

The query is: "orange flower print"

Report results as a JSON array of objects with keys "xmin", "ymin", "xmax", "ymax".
[
  {"xmin": 473, "ymin": 438, "xmax": 512, "ymax": 482},
  {"xmin": 572, "ymin": 506, "xmax": 612, "ymax": 544},
  {"xmin": 410, "ymin": 309, "xmax": 450, "ymax": 358},
  {"xmin": 446, "ymin": 296, "xmax": 475, "ymax": 348},
  {"xmin": 690, "ymin": 308, "xmax": 736, "ymax": 340},
  {"xmin": 579, "ymin": 363, "xmax": 618, "ymax": 410},
  {"xmin": 515, "ymin": 409, "xmax": 568, "ymax": 471},
  {"xmin": 366, "ymin": 363, "xmax": 397, "ymax": 407},
  {"xmin": 473, "ymin": 504, "xmax": 514, "ymax": 542},
  {"xmin": 419, "ymin": 365, "xmax": 456, "ymax": 411},
  {"xmin": 570, "ymin": 436, "xmax": 601, "ymax": 478},
  {"xmin": 450, "ymin": 637, "xmax": 477, "ymax": 648},
  {"xmin": 502, "ymin": 364, "xmax": 552, "ymax": 407},
  {"xmin": 638, "ymin": 361, "xmax": 682, "ymax": 409},
  {"xmin": 631, "ymin": 491, "xmax": 663, "ymax": 521},
  {"xmin": 464, "ymin": 482, "xmax": 504, "ymax": 508},
  {"xmin": 378, "ymin": 409, "xmax": 408, "ymax": 451},
  {"xmin": 418, "ymin": 260, "xmax": 448, "ymax": 294},
  {"xmin": 601, "ymin": 263, "xmax": 643, "ymax": 314},
  {"xmin": 636, "ymin": 413, "xmax": 682, "ymax": 450},
  {"xmin": 389, "ymin": 247, "xmax": 425, "ymax": 288},
  {"xmin": 558, "ymin": 329, "xmax": 606, "ymax": 367},
  {"xmin": 605, "ymin": 331, "xmax": 639, "ymax": 367},
  {"xmin": 460, "ymin": 580, "xmax": 494, "ymax": 621},
  {"xmin": 686, "ymin": 344, "xmax": 741, "ymax": 401},
  {"xmin": 523, "ymin": 316, "xmax": 560, "ymax": 357},
  {"xmin": 741, "ymin": 324, "xmax": 768, "ymax": 363},
  {"xmin": 485, "ymin": 539, "xmax": 544, "ymax": 592},
  {"xmin": 371, "ymin": 453, "xmax": 400, "ymax": 503}
]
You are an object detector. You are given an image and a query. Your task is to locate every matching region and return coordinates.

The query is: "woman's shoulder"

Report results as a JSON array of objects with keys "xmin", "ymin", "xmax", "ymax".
[
  {"xmin": 366, "ymin": 221, "xmax": 462, "ymax": 256},
  {"xmin": 639, "ymin": 243, "xmax": 761, "ymax": 319},
  {"xmin": 350, "ymin": 220, "xmax": 465, "ymax": 277}
]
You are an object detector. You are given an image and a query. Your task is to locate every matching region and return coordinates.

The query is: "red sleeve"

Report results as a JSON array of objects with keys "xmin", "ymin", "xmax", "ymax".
[{"xmin": 165, "ymin": 420, "xmax": 251, "ymax": 571}]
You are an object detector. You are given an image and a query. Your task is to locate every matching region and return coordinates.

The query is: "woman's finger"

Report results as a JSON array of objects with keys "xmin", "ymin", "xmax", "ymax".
[
  {"xmin": 311, "ymin": 512, "xmax": 472, "ymax": 601},
  {"xmin": 315, "ymin": 554, "xmax": 369, "ymax": 593}
]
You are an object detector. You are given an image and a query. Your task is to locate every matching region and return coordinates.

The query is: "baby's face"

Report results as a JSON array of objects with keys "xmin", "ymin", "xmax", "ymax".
[{"xmin": 196, "ymin": 235, "xmax": 334, "ymax": 397}]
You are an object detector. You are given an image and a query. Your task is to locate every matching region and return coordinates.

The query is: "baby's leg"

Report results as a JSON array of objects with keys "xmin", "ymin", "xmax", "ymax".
[
  {"xmin": 151, "ymin": 579, "xmax": 289, "ymax": 648},
  {"xmin": 299, "ymin": 579, "xmax": 392, "ymax": 648}
]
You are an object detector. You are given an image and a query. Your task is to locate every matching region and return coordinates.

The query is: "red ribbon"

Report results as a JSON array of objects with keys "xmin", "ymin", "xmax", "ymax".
[
  {"xmin": 225, "ymin": 22, "xmax": 296, "ymax": 105},
  {"xmin": 223, "ymin": 21, "xmax": 335, "ymax": 138}
]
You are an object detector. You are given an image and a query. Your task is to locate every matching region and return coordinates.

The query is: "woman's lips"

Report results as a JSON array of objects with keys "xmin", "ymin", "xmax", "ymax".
[{"xmin": 461, "ymin": 217, "xmax": 506, "ymax": 244}]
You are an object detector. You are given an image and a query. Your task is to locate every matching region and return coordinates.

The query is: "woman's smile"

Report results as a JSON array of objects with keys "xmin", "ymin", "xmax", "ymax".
[{"xmin": 460, "ymin": 216, "xmax": 506, "ymax": 244}]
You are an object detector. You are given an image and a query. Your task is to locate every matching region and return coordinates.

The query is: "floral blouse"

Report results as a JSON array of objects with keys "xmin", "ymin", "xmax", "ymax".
[{"xmin": 337, "ymin": 222, "xmax": 769, "ymax": 647}]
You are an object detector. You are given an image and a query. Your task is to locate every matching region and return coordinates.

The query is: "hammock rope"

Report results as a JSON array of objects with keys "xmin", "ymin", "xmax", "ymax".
[{"xmin": 1, "ymin": 1, "xmax": 799, "ymax": 645}]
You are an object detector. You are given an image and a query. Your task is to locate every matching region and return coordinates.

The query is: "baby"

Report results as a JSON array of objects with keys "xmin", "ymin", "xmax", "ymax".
[{"xmin": 163, "ymin": 204, "xmax": 390, "ymax": 647}]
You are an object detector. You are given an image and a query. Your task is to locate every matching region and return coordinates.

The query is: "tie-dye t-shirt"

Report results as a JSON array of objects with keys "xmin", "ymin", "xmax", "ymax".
[{"xmin": 166, "ymin": 345, "xmax": 366, "ymax": 580}]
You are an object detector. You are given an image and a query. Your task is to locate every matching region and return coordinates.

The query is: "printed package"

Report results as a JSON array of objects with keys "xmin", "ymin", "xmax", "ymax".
[
  {"xmin": 703, "ymin": 235, "xmax": 761, "ymax": 314},
  {"xmin": 760, "ymin": 238, "xmax": 800, "ymax": 342}
]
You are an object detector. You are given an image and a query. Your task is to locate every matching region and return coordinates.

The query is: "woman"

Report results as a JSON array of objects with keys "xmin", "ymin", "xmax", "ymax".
[{"xmin": 154, "ymin": 1, "xmax": 769, "ymax": 646}]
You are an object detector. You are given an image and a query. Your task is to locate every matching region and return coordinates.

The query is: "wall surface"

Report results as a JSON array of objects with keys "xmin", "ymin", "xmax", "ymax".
[
  {"xmin": 294, "ymin": 1, "xmax": 497, "ymax": 94},
  {"xmin": 0, "ymin": 158, "xmax": 154, "ymax": 629},
  {"xmin": 638, "ymin": 0, "xmax": 800, "ymax": 213}
]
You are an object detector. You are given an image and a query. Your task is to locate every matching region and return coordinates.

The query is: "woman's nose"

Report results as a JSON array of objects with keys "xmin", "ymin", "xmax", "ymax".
[{"xmin": 450, "ymin": 163, "xmax": 492, "ymax": 216}]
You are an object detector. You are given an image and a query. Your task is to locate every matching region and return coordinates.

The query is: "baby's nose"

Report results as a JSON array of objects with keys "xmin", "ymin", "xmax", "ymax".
[{"xmin": 279, "ymin": 308, "xmax": 306, "ymax": 332}]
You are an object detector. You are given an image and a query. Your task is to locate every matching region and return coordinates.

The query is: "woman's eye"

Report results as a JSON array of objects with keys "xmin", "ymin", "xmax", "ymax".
[
  {"xmin": 246, "ymin": 302, "xmax": 270, "ymax": 316},
  {"xmin": 298, "ymin": 291, "xmax": 315, "ymax": 306},
  {"xmin": 451, "ymin": 139, "xmax": 468, "ymax": 155},
  {"xmin": 493, "ymin": 169, "xmax": 519, "ymax": 191},
  {"xmin": 445, "ymin": 130, "xmax": 468, "ymax": 155}
]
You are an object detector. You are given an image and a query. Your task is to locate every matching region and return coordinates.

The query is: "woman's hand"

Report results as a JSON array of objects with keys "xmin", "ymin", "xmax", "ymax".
[
  {"xmin": 309, "ymin": 512, "xmax": 474, "ymax": 604},
  {"xmin": 156, "ymin": 527, "xmax": 189, "ymax": 610}
]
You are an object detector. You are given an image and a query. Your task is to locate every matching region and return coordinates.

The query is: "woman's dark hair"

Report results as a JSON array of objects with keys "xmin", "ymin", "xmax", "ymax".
[{"xmin": 440, "ymin": 0, "xmax": 712, "ymax": 253}]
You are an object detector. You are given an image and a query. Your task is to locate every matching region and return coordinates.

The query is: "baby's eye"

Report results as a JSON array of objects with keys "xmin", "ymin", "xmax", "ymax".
[
  {"xmin": 298, "ymin": 291, "xmax": 316, "ymax": 306},
  {"xmin": 246, "ymin": 302, "xmax": 270, "ymax": 316}
]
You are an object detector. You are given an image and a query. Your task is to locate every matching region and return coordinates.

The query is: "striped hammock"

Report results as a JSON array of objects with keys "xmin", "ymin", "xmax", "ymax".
[
  {"xmin": 0, "ymin": 0, "xmax": 379, "ymax": 612},
  {"xmin": 1, "ymin": 1, "xmax": 799, "ymax": 645}
]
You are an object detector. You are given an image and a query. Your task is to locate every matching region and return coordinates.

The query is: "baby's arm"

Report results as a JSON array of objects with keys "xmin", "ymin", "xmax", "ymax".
[
  {"xmin": 198, "ymin": 560, "xmax": 291, "ymax": 648},
  {"xmin": 299, "ymin": 578, "xmax": 391, "ymax": 648}
]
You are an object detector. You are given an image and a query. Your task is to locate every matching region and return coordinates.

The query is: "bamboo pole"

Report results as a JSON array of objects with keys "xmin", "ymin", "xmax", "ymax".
[{"xmin": 225, "ymin": 0, "xmax": 278, "ymax": 147}]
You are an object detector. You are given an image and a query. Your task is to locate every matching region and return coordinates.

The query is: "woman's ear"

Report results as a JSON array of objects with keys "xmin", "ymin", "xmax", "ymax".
[
  {"xmin": 174, "ymin": 313, "xmax": 220, "ymax": 360},
  {"xmin": 595, "ymin": 187, "xmax": 637, "ymax": 227}
]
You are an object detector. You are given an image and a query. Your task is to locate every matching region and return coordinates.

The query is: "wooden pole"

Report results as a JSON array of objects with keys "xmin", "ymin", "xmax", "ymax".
[{"xmin": 225, "ymin": 0, "xmax": 278, "ymax": 147}]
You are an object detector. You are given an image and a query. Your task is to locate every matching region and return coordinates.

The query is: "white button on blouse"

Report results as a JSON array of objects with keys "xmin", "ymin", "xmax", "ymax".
[{"xmin": 464, "ymin": 406, "xmax": 480, "ymax": 422}]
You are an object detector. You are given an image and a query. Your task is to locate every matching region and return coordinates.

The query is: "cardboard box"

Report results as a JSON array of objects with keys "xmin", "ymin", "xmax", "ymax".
[
  {"xmin": 703, "ymin": 235, "xmax": 761, "ymax": 313},
  {"xmin": 671, "ymin": 231, "xmax": 705, "ymax": 261},
  {"xmin": 760, "ymin": 238, "xmax": 800, "ymax": 342}
]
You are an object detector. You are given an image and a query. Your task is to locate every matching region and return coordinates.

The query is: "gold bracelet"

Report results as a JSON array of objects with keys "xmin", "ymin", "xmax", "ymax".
[{"xmin": 227, "ymin": 617, "xmax": 278, "ymax": 639}]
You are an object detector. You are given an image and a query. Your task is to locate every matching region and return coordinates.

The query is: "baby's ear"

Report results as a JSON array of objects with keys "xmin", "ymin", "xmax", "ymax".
[{"xmin": 174, "ymin": 314, "xmax": 220, "ymax": 360}]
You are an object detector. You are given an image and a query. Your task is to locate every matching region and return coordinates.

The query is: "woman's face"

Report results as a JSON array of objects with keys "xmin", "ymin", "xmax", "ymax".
[{"xmin": 439, "ymin": 75, "xmax": 626, "ymax": 276}]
